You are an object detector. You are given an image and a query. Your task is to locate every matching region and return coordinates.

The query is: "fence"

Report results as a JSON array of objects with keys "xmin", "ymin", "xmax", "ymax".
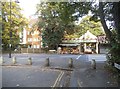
[{"xmin": 21, "ymin": 48, "xmax": 41, "ymax": 53}]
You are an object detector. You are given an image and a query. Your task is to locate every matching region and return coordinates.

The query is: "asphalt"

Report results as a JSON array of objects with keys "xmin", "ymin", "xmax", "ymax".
[
  {"xmin": 1, "ymin": 53, "xmax": 119, "ymax": 87},
  {"xmin": 70, "ymin": 60, "xmax": 118, "ymax": 87}
]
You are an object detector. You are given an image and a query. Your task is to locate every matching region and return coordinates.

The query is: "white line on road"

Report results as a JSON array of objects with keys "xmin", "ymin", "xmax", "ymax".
[
  {"xmin": 76, "ymin": 55, "xmax": 81, "ymax": 60},
  {"xmin": 77, "ymin": 78, "xmax": 82, "ymax": 87},
  {"xmin": 52, "ymin": 71, "xmax": 64, "ymax": 88}
]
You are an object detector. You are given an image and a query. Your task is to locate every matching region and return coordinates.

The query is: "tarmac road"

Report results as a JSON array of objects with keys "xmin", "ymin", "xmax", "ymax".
[
  {"xmin": 2, "ymin": 53, "xmax": 118, "ymax": 87},
  {"xmin": 2, "ymin": 66, "xmax": 60, "ymax": 87}
]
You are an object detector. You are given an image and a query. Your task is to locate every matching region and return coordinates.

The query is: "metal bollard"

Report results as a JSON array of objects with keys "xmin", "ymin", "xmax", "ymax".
[
  {"xmin": 28, "ymin": 57, "xmax": 32, "ymax": 65},
  {"xmin": 12, "ymin": 56, "xmax": 17, "ymax": 64},
  {"xmin": 0, "ymin": 56, "xmax": 4, "ymax": 64},
  {"xmin": 91, "ymin": 59, "xmax": 96, "ymax": 69},
  {"xmin": 69, "ymin": 58, "xmax": 73, "ymax": 68},
  {"xmin": 45, "ymin": 58, "xmax": 49, "ymax": 67}
]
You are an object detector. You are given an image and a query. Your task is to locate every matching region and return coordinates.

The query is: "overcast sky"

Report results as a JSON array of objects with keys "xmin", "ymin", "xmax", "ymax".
[{"xmin": 19, "ymin": 0, "xmax": 40, "ymax": 18}]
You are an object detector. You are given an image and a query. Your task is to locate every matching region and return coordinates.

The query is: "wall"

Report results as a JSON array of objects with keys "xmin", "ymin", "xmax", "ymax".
[{"xmin": 21, "ymin": 48, "xmax": 41, "ymax": 53}]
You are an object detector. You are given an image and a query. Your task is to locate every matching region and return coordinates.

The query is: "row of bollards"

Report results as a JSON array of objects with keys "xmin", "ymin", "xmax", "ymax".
[
  {"xmin": 0, "ymin": 56, "xmax": 96, "ymax": 69},
  {"xmin": 12, "ymin": 56, "xmax": 32, "ymax": 65},
  {"xmin": 0, "ymin": 56, "xmax": 74, "ymax": 68},
  {"xmin": 45, "ymin": 57, "xmax": 73, "ymax": 68},
  {"xmin": 0, "ymin": 56, "xmax": 32, "ymax": 65}
]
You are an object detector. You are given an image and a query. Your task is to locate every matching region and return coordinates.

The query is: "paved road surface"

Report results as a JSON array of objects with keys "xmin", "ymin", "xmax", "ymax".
[{"xmin": 1, "ymin": 53, "xmax": 118, "ymax": 87}]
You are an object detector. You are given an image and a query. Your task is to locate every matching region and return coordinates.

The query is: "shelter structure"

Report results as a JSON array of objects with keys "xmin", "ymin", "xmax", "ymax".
[{"xmin": 59, "ymin": 30, "xmax": 99, "ymax": 54}]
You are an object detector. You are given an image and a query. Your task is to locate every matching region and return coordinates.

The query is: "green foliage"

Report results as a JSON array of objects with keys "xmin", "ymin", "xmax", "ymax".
[
  {"xmin": 36, "ymin": 2, "xmax": 91, "ymax": 49},
  {"xmin": 1, "ymin": 2, "xmax": 28, "ymax": 50},
  {"xmin": 78, "ymin": 16, "xmax": 104, "ymax": 36},
  {"xmin": 42, "ymin": 27, "xmax": 64, "ymax": 49},
  {"xmin": 37, "ymin": 2, "xmax": 65, "ymax": 49},
  {"xmin": 65, "ymin": 16, "xmax": 105, "ymax": 38},
  {"xmin": 108, "ymin": 43, "xmax": 120, "ymax": 64}
]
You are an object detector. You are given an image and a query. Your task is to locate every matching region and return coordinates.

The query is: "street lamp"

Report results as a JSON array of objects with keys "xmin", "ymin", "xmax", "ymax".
[{"xmin": 9, "ymin": 0, "xmax": 19, "ymax": 58}]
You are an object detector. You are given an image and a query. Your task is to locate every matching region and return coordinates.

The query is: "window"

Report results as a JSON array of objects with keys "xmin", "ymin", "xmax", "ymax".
[
  {"xmin": 37, "ymin": 45, "xmax": 39, "ymax": 48},
  {"xmin": 28, "ymin": 38, "xmax": 32, "ymax": 42},
  {"xmin": 34, "ymin": 45, "xmax": 36, "ymax": 48},
  {"xmin": 28, "ymin": 45, "xmax": 32, "ymax": 48}
]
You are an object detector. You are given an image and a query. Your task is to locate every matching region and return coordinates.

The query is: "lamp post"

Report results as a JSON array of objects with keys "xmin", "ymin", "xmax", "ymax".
[{"xmin": 9, "ymin": 0, "xmax": 19, "ymax": 58}]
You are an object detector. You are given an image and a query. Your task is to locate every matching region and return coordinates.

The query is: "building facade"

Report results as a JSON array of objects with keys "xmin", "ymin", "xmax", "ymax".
[
  {"xmin": 26, "ymin": 28, "xmax": 41, "ymax": 49},
  {"xmin": 19, "ymin": 17, "xmax": 42, "ymax": 51}
]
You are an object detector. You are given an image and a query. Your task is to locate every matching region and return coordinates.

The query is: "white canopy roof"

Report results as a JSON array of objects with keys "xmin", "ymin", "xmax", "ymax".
[
  {"xmin": 79, "ymin": 30, "xmax": 97, "ymax": 40},
  {"xmin": 62, "ymin": 30, "xmax": 98, "ymax": 44}
]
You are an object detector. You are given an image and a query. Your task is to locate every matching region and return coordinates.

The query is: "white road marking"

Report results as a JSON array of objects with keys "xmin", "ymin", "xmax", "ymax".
[
  {"xmin": 77, "ymin": 79, "xmax": 82, "ymax": 87},
  {"xmin": 52, "ymin": 71, "xmax": 64, "ymax": 88},
  {"xmin": 76, "ymin": 55, "xmax": 81, "ymax": 60}
]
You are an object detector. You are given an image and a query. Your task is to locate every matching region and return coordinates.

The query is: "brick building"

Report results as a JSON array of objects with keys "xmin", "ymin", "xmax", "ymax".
[{"xmin": 19, "ymin": 17, "xmax": 42, "ymax": 52}]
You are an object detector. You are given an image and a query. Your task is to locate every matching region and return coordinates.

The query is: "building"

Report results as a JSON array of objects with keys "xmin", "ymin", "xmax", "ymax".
[
  {"xmin": 26, "ymin": 28, "xmax": 41, "ymax": 49},
  {"xmin": 19, "ymin": 17, "xmax": 42, "ymax": 53},
  {"xmin": 59, "ymin": 30, "xmax": 109, "ymax": 54},
  {"xmin": 97, "ymin": 35, "xmax": 110, "ymax": 54}
]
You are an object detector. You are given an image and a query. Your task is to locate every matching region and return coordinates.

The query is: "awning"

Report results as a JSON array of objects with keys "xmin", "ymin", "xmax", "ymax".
[{"xmin": 59, "ymin": 44, "xmax": 80, "ymax": 46}]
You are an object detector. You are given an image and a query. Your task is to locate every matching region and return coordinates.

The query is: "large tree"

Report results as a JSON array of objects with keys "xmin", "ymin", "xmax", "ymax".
[
  {"xmin": 36, "ymin": 1, "xmax": 120, "ymax": 64},
  {"xmin": 36, "ymin": 2, "xmax": 91, "ymax": 49},
  {"xmin": 91, "ymin": 2, "xmax": 120, "ymax": 64},
  {"xmin": 99, "ymin": 2, "xmax": 120, "ymax": 64},
  {"xmin": 1, "ymin": 2, "xmax": 28, "ymax": 50}
]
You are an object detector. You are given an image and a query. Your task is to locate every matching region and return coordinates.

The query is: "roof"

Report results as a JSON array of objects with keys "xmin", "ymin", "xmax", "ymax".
[
  {"xmin": 62, "ymin": 30, "xmax": 98, "ymax": 43},
  {"xmin": 79, "ymin": 30, "xmax": 97, "ymax": 40}
]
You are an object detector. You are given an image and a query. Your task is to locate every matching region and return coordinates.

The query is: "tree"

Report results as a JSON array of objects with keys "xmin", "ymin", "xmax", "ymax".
[
  {"xmin": 37, "ymin": 2, "xmax": 65, "ymax": 49},
  {"xmin": 92, "ymin": 2, "xmax": 120, "ymax": 64},
  {"xmin": 65, "ymin": 15, "xmax": 104, "ymax": 38},
  {"xmin": 88, "ymin": 2, "xmax": 120, "ymax": 64},
  {"xmin": 36, "ymin": 2, "xmax": 91, "ymax": 49},
  {"xmin": 36, "ymin": 1, "xmax": 120, "ymax": 64},
  {"xmin": 40, "ymin": 1, "xmax": 120, "ymax": 63},
  {"xmin": 1, "ymin": 2, "xmax": 28, "ymax": 50}
]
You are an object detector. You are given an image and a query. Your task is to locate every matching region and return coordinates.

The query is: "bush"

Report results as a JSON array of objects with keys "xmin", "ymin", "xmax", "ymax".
[{"xmin": 107, "ymin": 43, "xmax": 120, "ymax": 65}]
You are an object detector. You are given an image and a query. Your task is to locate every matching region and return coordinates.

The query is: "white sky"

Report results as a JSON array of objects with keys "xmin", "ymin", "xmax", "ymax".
[{"xmin": 18, "ymin": 0, "xmax": 40, "ymax": 18}]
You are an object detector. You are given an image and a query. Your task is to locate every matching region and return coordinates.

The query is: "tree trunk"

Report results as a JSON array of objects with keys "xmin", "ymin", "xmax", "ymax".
[
  {"xmin": 113, "ymin": 2, "xmax": 120, "ymax": 42},
  {"xmin": 99, "ymin": 2, "xmax": 115, "ymax": 44}
]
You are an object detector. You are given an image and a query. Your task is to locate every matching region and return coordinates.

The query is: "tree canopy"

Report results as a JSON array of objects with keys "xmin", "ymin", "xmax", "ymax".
[
  {"xmin": 36, "ymin": 2, "xmax": 91, "ymax": 49},
  {"xmin": 36, "ymin": 1, "xmax": 120, "ymax": 63},
  {"xmin": 1, "ymin": 2, "xmax": 28, "ymax": 50},
  {"xmin": 65, "ymin": 16, "xmax": 105, "ymax": 39}
]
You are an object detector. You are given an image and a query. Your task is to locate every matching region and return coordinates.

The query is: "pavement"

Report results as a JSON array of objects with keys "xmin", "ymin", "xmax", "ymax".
[{"xmin": 1, "ymin": 53, "xmax": 119, "ymax": 87}]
